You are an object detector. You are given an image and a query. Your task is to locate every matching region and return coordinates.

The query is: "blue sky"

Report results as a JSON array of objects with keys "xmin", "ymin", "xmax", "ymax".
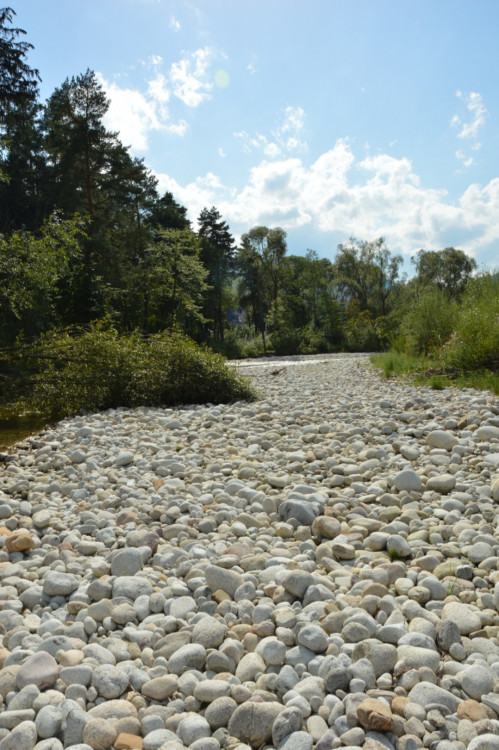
[{"xmin": 15, "ymin": 0, "xmax": 499, "ymax": 273}]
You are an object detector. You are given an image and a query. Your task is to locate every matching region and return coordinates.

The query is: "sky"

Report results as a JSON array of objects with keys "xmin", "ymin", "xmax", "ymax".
[{"xmin": 13, "ymin": 0, "xmax": 499, "ymax": 273}]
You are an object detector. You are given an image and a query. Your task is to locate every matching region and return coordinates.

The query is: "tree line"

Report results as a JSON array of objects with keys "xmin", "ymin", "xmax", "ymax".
[{"xmin": 0, "ymin": 7, "xmax": 493, "ymax": 364}]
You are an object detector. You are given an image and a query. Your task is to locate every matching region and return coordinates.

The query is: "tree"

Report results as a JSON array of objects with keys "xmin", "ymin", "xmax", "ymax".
[
  {"xmin": 0, "ymin": 7, "xmax": 45, "ymax": 230},
  {"xmin": 0, "ymin": 213, "xmax": 84, "ymax": 343},
  {"xmin": 236, "ymin": 227, "xmax": 284, "ymax": 351},
  {"xmin": 43, "ymin": 69, "xmax": 123, "ymax": 217},
  {"xmin": 139, "ymin": 228, "xmax": 209, "ymax": 333},
  {"xmin": 272, "ymin": 251, "xmax": 344, "ymax": 352},
  {"xmin": 150, "ymin": 191, "xmax": 190, "ymax": 231},
  {"xmin": 198, "ymin": 206, "xmax": 235, "ymax": 341},
  {"xmin": 42, "ymin": 69, "xmax": 158, "ymax": 322},
  {"xmin": 236, "ymin": 226, "xmax": 287, "ymax": 351},
  {"xmin": 333, "ymin": 237, "xmax": 402, "ymax": 317},
  {"xmin": 412, "ymin": 247, "xmax": 477, "ymax": 297}
]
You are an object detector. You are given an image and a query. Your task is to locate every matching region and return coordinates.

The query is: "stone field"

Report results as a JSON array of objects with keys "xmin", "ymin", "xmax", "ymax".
[{"xmin": 0, "ymin": 353, "xmax": 499, "ymax": 750}]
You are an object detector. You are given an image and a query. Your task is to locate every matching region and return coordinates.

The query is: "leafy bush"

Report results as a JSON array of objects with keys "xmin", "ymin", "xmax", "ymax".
[
  {"xmin": 1, "ymin": 325, "xmax": 255, "ymax": 419},
  {"xmin": 440, "ymin": 274, "xmax": 499, "ymax": 371},
  {"xmin": 402, "ymin": 287, "xmax": 457, "ymax": 354},
  {"xmin": 238, "ymin": 334, "xmax": 266, "ymax": 359},
  {"xmin": 208, "ymin": 329, "xmax": 245, "ymax": 359},
  {"xmin": 344, "ymin": 309, "xmax": 380, "ymax": 351},
  {"xmin": 270, "ymin": 325, "xmax": 302, "ymax": 355},
  {"xmin": 300, "ymin": 327, "xmax": 332, "ymax": 355}
]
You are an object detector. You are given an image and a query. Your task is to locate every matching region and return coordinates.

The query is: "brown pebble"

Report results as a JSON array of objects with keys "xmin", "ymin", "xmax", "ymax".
[
  {"xmin": 457, "ymin": 699, "xmax": 489, "ymax": 722},
  {"xmin": 391, "ymin": 695, "xmax": 408, "ymax": 717},
  {"xmin": 363, "ymin": 582, "xmax": 389, "ymax": 598},
  {"xmin": 212, "ymin": 589, "xmax": 231, "ymax": 603},
  {"xmin": 357, "ymin": 697, "xmax": 394, "ymax": 731},
  {"xmin": 114, "ymin": 733, "xmax": 143, "ymax": 750},
  {"xmin": 5, "ymin": 529, "xmax": 35, "ymax": 552},
  {"xmin": 0, "ymin": 649, "xmax": 10, "ymax": 668}
]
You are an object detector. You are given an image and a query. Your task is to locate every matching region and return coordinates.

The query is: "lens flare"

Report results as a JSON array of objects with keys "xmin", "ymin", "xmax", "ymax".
[{"xmin": 214, "ymin": 69, "xmax": 230, "ymax": 88}]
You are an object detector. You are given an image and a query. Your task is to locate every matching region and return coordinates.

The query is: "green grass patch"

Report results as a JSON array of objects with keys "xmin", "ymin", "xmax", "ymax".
[
  {"xmin": 371, "ymin": 352, "xmax": 499, "ymax": 395},
  {"xmin": 370, "ymin": 352, "xmax": 431, "ymax": 379}
]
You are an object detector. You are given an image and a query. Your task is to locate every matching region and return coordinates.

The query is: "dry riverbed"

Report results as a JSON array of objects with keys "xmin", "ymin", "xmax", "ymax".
[{"xmin": 0, "ymin": 353, "xmax": 498, "ymax": 750}]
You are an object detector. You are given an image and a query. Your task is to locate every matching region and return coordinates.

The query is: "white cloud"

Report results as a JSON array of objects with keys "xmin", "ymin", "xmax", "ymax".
[
  {"xmin": 153, "ymin": 139, "xmax": 499, "ymax": 261},
  {"xmin": 234, "ymin": 105, "xmax": 307, "ymax": 158},
  {"xmin": 272, "ymin": 105, "xmax": 307, "ymax": 153},
  {"xmin": 247, "ymin": 58, "xmax": 257, "ymax": 75},
  {"xmin": 147, "ymin": 73, "xmax": 170, "ymax": 105},
  {"xmin": 98, "ymin": 77, "xmax": 162, "ymax": 152},
  {"xmin": 97, "ymin": 46, "xmax": 217, "ymax": 152},
  {"xmin": 170, "ymin": 15, "xmax": 181, "ymax": 32},
  {"xmin": 170, "ymin": 47, "xmax": 214, "ymax": 106},
  {"xmin": 453, "ymin": 90, "xmax": 487, "ymax": 139},
  {"xmin": 456, "ymin": 149, "xmax": 474, "ymax": 168},
  {"xmin": 97, "ymin": 73, "xmax": 188, "ymax": 153},
  {"xmin": 451, "ymin": 90, "xmax": 487, "ymax": 168}
]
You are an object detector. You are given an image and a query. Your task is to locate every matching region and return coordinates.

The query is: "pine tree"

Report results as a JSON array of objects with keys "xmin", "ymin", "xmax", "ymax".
[
  {"xmin": 42, "ymin": 69, "xmax": 158, "ymax": 322},
  {"xmin": 198, "ymin": 206, "xmax": 235, "ymax": 341},
  {"xmin": 0, "ymin": 7, "xmax": 45, "ymax": 231}
]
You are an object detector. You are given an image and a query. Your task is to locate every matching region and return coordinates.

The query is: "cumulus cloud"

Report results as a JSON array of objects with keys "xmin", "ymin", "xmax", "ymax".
[
  {"xmin": 98, "ymin": 76, "xmax": 163, "ymax": 152},
  {"xmin": 154, "ymin": 139, "xmax": 499, "ymax": 260},
  {"xmin": 98, "ymin": 74, "xmax": 189, "ymax": 153},
  {"xmin": 147, "ymin": 73, "xmax": 170, "ymax": 105},
  {"xmin": 170, "ymin": 47, "xmax": 214, "ymax": 106},
  {"xmin": 97, "ymin": 47, "xmax": 217, "ymax": 152}
]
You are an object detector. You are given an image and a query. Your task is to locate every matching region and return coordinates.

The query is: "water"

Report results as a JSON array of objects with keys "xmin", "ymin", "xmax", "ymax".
[{"xmin": 0, "ymin": 415, "xmax": 49, "ymax": 451}]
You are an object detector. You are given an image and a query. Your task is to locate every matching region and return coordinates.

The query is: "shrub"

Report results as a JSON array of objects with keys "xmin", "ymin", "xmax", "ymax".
[
  {"xmin": 402, "ymin": 287, "xmax": 457, "ymax": 355},
  {"xmin": 440, "ymin": 273, "xmax": 499, "ymax": 371},
  {"xmin": 208, "ymin": 330, "xmax": 244, "ymax": 359},
  {"xmin": 270, "ymin": 325, "xmax": 302, "ymax": 355},
  {"xmin": 2, "ymin": 325, "xmax": 255, "ymax": 419}
]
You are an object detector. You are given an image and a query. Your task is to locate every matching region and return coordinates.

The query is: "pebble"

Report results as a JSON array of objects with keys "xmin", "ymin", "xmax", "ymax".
[{"xmin": 0, "ymin": 354, "xmax": 498, "ymax": 750}]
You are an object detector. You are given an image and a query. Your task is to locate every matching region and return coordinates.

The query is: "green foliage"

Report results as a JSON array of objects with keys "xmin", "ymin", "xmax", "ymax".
[
  {"xmin": 1, "ymin": 325, "xmax": 254, "ymax": 419},
  {"xmin": 402, "ymin": 286, "xmax": 457, "ymax": 355},
  {"xmin": 0, "ymin": 213, "xmax": 85, "ymax": 343},
  {"xmin": 440, "ymin": 273, "xmax": 499, "ymax": 371},
  {"xmin": 136, "ymin": 228, "xmax": 209, "ymax": 334},
  {"xmin": 333, "ymin": 237, "xmax": 403, "ymax": 317},
  {"xmin": 412, "ymin": 247, "xmax": 477, "ymax": 297},
  {"xmin": 198, "ymin": 206, "xmax": 235, "ymax": 342},
  {"xmin": 150, "ymin": 191, "xmax": 191, "ymax": 231},
  {"xmin": 270, "ymin": 324, "xmax": 302, "ymax": 356},
  {"xmin": 343, "ymin": 304, "xmax": 379, "ymax": 351},
  {"xmin": 236, "ymin": 226, "xmax": 288, "ymax": 352}
]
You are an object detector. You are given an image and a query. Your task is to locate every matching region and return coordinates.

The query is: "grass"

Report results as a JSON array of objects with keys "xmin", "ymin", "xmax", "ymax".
[
  {"xmin": 371, "ymin": 351, "xmax": 499, "ymax": 395},
  {"xmin": 370, "ymin": 352, "xmax": 432, "ymax": 379}
]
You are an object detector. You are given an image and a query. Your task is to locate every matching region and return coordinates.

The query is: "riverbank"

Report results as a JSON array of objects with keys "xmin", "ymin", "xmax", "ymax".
[{"xmin": 0, "ymin": 353, "xmax": 498, "ymax": 750}]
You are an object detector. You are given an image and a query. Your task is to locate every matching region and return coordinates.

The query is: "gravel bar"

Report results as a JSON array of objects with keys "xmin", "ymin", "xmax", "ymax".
[{"xmin": 0, "ymin": 353, "xmax": 499, "ymax": 750}]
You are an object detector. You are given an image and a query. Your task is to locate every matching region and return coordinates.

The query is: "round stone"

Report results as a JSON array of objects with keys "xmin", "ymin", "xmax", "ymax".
[
  {"xmin": 461, "ymin": 664, "xmax": 495, "ymax": 700},
  {"xmin": 92, "ymin": 665, "xmax": 129, "ymax": 699},
  {"xmin": 426, "ymin": 431, "xmax": 458, "ymax": 450},
  {"xmin": 393, "ymin": 469, "xmax": 423, "ymax": 492}
]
